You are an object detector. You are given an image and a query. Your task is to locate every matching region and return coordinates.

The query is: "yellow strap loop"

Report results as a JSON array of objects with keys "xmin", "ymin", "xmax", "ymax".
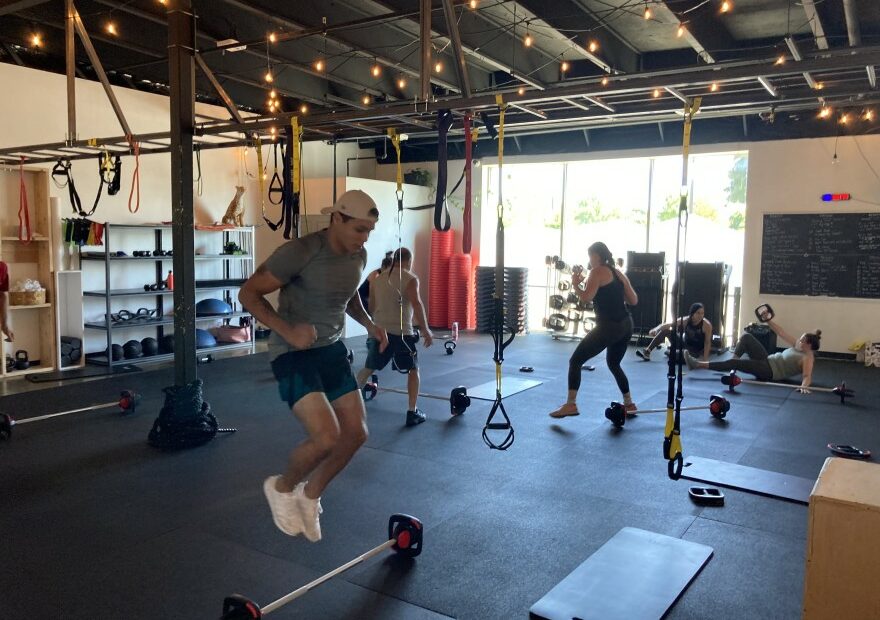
[
  {"xmin": 291, "ymin": 117, "xmax": 303, "ymax": 194},
  {"xmin": 387, "ymin": 127, "xmax": 403, "ymax": 193}
]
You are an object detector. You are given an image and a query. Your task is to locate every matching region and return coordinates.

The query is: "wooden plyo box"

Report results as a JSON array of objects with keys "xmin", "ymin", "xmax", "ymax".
[{"xmin": 804, "ymin": 457, "xmax": 880, "ymax": 618}]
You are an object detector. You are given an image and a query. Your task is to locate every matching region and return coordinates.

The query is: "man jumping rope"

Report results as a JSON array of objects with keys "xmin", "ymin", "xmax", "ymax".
[{"xmin": 239, "ymin": 189, "xmax": 387, "ymax": 541}]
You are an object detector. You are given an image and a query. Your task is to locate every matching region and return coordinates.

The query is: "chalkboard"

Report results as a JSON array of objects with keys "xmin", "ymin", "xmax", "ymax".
[{"xmin": 760, "ymin": 213, "xmax": 880, "ymax": 298}]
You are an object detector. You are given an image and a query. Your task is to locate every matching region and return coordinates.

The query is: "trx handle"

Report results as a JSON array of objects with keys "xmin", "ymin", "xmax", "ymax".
[
  {"xmin": 268, "ymin": 142, "xmax": 284, "ymax": 205},
  {"xmin": 281, "ymin": 118, "xmax": 303, "ymax": 239},
  {"xmin": 433, "ymin": 110, "xmax": 454, "ymax": 232}
]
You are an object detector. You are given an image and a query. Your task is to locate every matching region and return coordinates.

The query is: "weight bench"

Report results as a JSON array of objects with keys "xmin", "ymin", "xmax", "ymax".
[{"xmin": 530, "ymin": 528, "xmax": 713, "ymax": 620}]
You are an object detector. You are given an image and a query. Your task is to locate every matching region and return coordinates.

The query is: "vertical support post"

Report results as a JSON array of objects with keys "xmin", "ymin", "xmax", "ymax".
[
  {"xmin": 419, "ymin": 0, "xmax": 431, "ymax": 101},
  {"xmin": 65, "ymin": 0, "xmax": 76, "ymax": 144},
  {"xmin": 168, "ymin": 0, "xmax": 197, "ymax": 387}
]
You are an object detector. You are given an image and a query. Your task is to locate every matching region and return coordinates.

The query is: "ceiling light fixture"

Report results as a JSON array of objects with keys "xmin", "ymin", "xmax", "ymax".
[{"xmin": 588, "ymin": 40, "xmax": 598, "ymax": 53}]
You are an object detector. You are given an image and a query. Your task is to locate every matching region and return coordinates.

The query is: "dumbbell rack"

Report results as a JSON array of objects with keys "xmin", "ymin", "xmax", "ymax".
[
  {"xmin": 80, "ymin": 224, "xmax": 256, "ymax": 366},
  {"xmin": 544, "ymin": 256, "xmax": 594, "ymax": 341}
]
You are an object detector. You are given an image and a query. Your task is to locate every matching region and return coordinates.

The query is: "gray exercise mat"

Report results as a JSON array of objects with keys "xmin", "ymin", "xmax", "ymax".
[
  {"xmin": 530, "ymin": 527, "xmax": 713, "ymax": 620},
  {"xmin": 682, "ymin": 456, "xmax": 815, "ymax": 505},
  {"xmin": 467, "ymin": 377, "xmax": 543, "ymax": 401}
]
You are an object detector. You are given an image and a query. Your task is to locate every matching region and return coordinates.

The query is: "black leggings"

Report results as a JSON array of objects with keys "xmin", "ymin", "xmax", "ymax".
[
  {"xmin": 569, "ymin": 316, "xmax": 633, "ymax": 394},
  {"xmin": 647, "ymin": 327, "xmax": 703, "ymax": 356},
  {"xmin": 707, "ymin": 333, "xmax": 772, "ymax": 381}
]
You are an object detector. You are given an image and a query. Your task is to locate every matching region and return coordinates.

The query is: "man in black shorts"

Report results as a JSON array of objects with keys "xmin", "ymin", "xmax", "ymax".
[
  {"xmin": 356, "ymin": 247, "xmax": 433, "ymax": 426},
  {"xmin": 239, "ymin": 189, "xmax": 387, "ymax": 541}
]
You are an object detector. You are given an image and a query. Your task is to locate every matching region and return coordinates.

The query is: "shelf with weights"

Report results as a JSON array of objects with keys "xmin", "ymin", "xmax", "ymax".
[
  {"xmin": 79, "ymin": 224, "xmax": 256, "ymax": 367},
  {"xmin": 0, "ymin": 165, "xmax": 57, "ymax": 378}
]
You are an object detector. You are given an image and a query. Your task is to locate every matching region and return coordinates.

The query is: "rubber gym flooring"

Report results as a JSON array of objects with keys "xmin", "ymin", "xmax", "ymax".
[{"xmin": 2, "ymin": 332, "xmax": 878, "ymax": 619}]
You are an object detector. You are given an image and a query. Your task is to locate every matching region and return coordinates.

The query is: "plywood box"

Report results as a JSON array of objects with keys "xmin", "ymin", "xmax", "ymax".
[{"xmin": 804, "ymin": 457, "xmax": 880, "ymax": 618}]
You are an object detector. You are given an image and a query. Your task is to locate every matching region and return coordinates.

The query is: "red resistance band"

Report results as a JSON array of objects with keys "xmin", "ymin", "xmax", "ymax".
[
  {"xmin": 19, "ymin": 157, "xmax": 32, "ymax": 243},
  {"xmin": 463, "ymin": 114, "xmax": 473, "ymax": 254}
]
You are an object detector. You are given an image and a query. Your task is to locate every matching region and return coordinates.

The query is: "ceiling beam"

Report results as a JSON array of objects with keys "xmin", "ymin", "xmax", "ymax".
[
  {"xmin": 757, "ymin": 76, "xmax": 778, "ymax": 98},
  {"xmin": 801, "ymin": 0, "xmax": 830, "ymax": 51},
  {"xmin": 442, "ymin": 0, "xmax": 471, "ymax": 97},
  {"xmin": 843, "ymin": 0, "xmax": 861, "ymax": 46},
  {"xmin": 214, "ymin": 0, "xmax": 459, "ymax": 93},
  {"xmin": 785, "ymin": 37, "xmax": 822, "ymax": 91},
  {"xmin": 420, "ymin": 0, "xmax": 431, "ymax": 100},
  {"xmin": 655, "ymin": 1, "xmax": 735, "ymax": 65}
]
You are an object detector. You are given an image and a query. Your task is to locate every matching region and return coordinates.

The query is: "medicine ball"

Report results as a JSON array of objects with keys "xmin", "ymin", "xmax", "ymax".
[
  {"xmin": 140, "ymin": 337, "xmax": 159, "ymax": 356},
  {"xmin": 159, "ymin": 334, "xmax": 174, "ymax": 354},
  {"xmin": 107, "ymin": 343, "xmax": 124, "ymax": 361},
  {"xmin": 196, "ymin": 328, "xmax": 217, "ymax": 348},
  {"xmin": 122, "ymin": 339, "xmax": 143, "ymax": 359},
  {"xmin": 196, "ymin": 298, "xmax": 233, "ymax": 316}
]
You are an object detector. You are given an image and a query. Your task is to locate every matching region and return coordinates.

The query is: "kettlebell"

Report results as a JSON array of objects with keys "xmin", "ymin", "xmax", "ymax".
[{"xmin": 14, "ymin": 350, "xmax": 30, "ymax": 371}]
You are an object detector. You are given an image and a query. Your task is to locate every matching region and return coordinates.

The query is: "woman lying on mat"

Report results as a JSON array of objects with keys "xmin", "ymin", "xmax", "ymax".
[
  {"xmin": 636, "ymin": 302, "xmax": 712, "ymax": 362},
  {"xmin": 550, "ymin": 242, "xmax": 639, "ymax": 418},
  {"xmin": 684, "ymin": 313, "xmax": 821, "ymax": 393}
]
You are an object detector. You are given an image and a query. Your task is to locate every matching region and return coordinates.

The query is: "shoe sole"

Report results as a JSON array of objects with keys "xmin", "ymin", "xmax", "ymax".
[
  {"xmin": 549, "ymin": 411, "xmax": 580, "ymax": 418},
  {"xmin": 406, "ymin": 417, "xmax": 426, "ymax": 426}
]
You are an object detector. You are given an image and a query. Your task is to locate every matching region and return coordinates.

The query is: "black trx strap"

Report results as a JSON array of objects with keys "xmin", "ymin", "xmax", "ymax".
[
  {"xmin": 107, "ymin": 154, "xmax": 122, "ymax": 196},
  {"xmin": 52, "ymin": 158, "xmax": 86, "ymax": 216},
  {"xmin": 483, "ymin": 96, "xmax": 515, "ymax": 451},
  {"xmin": 663, "ymin": 97, "xmax": 701, "ymax": 481},
  {"xmin": 268, "ymin": 142, "xmax": 285, "ymax": 206},
  {"xmin": 433, "ymin": 109, "xmax": 454, "ymax": 232},
  {"xmin": 463, "ymin": 113, "xmax": 475, "ymax": 254}
]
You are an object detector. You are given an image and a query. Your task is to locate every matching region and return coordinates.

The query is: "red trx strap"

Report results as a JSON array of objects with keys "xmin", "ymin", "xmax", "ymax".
[
  {"xmin": 19, "ymin": 157, "xmax": 32, "ymax": 243},
  {"xmin": 463, "ymin": 114, "xmax": 474, "ymax": 254}
]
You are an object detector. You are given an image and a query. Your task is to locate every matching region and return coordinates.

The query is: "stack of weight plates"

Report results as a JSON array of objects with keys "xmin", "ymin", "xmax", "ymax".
[
  {"xmin": 428, "ymin": 229, "xmax": 454, "ymax": 329},
  {"xmin": 447, "ymin": 253, "xmax": 473, "ymax": 330},
  {"xmin": 475, "ymin": 267, "xmax": 529, "ymax": 334}
]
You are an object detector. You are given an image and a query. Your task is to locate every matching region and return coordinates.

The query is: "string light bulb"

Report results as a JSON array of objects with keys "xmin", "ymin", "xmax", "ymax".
[
  {"xmin": 469, "ymin": 0, "xmax": 477, "ymax": 8},
  {"xmin": 106, "ymin": 22, "xmax": 117, "ymax": 36},
  {"xmin": 269, "ymin": 126, "xmax": 276, "ymax": 135},
  {"xmin": 300, "ymin": 104, "xmax": 308, "ymax": 114},
  {"xmin": 269, "ymin": 32, "xmax": 277, "ymax": 43},
  {"xmin": 819, "ymin": 107, "xmax": 832, "ymax": 119},
  {"xmin": 864, "ymin": 109, "xmax": 874, "ymax": 121},
  {"xmin": 839, "ymin": 113, "xmax": 849, "ymax": 125},
  {"xmin": 677, "ymin": 24, "xmax": 685, "ymax": 38},
  {"xmin": 397, "ymin": 77, "xmax": 407, "ymax": 89},
  {"xmin": 362, "ymin": 94, "xmax": 371, "ymax": 106},
  {"xmin": 371, "ymin": 63, "xmax": 381, "ymax": 77},
  {"xmin": 815, "ymin": 82, "xmax": 824, "ymax": 90},
  {"xmin": 31, "ymin": 33, "xmax": 41, "ymax": 47},
  {"xmin": 710, "ymin": 82, "xmax": 719, "ymax": 92},
  {"xmin": 269, "ymin": 89, "xmax": 277, "ymax": 99},
  {"xmin": 653, "ymin": 88, "xmax": 661, "ymax": 98},
  {"xmin": 644, "ymin": 3, "xmax": 652, "ymax": 20},
  {"xmin": 720, "ymin": 0, "xmax": 731, "ymax": 13},
  {"xmin": 264, "ymin": 70, "xmax": 273, "ymax": 83},
  {"xmin": 314, "ymin": 59, "xmax": 324, "ymax": 72},
  {"xmin": 518, "ymin": 86, "xmax": 525, "ymax": 95},
  {"xmin": 561, "ymin": 60, "xmax": 570, "ymax": 73},
  {"xmin": 588, "ymin": 40, "xmax": 598, "ymax": 53},
  {"xmin": 524, "ymin": 33, "xmax": 532, "ymax": 48},
  {"xmin": 775, "ymin": 55, "xmax": 785, "ymax": 65},
  {"xmin": 601, "ymin": 76, "xmax": 609, "ymax": 86},
  {"xmin": 434, "ymin": 61, "xmax": 443, "ymax": 73}
]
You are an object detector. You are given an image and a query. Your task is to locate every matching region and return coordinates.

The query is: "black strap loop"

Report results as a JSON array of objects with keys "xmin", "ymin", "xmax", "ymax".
[{"xmin": 433, "ymin": 110, "xmax": 454, "ymax": 232}]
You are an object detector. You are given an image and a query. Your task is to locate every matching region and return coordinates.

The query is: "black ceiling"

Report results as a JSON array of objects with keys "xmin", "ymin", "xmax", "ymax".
[{"xmin": 2, "ymin": 0, "xmax": 880, "ymax": 158}]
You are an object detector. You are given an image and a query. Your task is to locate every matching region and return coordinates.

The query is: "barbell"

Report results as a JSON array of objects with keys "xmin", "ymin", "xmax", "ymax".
[
  {"xmin": 721, "ymin": 371, "xmax": 854, "ymax": 404},
  {"xmin": 605, "ymin": 394, "xmax": 730, "ymax": 428},
  {"xmin": 0, "ymin": 390, "xmax": 140, "ymax": 441},
  {"xmin": 220, "ymin": 514, "xmax": 423, "ymax": 619},
  {"xmin": 362, "ymin": 375, "xmax": 471, "ymax": 416}
]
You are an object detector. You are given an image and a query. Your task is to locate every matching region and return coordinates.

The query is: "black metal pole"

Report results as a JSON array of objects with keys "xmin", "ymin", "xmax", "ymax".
[{"xmin": 168, "ymin": 0, "xmax": 197, "ymax": 386}]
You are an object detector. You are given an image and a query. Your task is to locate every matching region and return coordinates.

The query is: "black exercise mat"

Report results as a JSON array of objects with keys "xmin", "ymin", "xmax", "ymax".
[
  {"xmin": 681, "ymin": 456, "xmax": 815, "ymax": 505},
  {"xmin": 530, "ymin": 527, "xmax": 713, "ymax": 620},
  {"xmin": 26, "ymin": 364, "xmax": 142, "ymax": 383}
]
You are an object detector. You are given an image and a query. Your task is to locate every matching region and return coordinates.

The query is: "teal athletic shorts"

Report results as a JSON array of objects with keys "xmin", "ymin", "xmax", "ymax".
[{"xmin": 271, "ymin": 341, "xmax": 357, "ymax": 407}]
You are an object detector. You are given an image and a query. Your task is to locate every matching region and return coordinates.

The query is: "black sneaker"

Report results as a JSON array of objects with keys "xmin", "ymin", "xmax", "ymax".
[{"xmin": 406, "ymin": 409, "xmax": 426, "ymax": 426}]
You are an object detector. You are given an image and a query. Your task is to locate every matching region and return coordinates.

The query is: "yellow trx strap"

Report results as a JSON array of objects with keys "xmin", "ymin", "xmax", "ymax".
[
  {"xmin": 387, "ymin": 127, "xmax": 403, "ymax": 195},
  {"xmin": 291, "ymin": 116, "xmax": 302, "ymax": 194}
]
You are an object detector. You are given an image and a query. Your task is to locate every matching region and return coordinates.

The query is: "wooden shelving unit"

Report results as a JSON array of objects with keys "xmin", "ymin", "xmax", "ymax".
[{"xmin": 0, "ymin": 166, "xmax": 56, "ymax": 378}]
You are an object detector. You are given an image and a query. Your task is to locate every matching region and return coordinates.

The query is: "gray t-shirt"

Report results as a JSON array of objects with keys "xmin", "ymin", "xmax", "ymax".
[
  {"xmin": 767, "ymin": 347, "xmax": 805, "ymax": 381},
  {"xmin": 264, "ymin": 229, "xmax": 366, "ymax": 360},
  {"xmin": 370, "ymin": 268, "xmax": 416, "ymax": 336}
]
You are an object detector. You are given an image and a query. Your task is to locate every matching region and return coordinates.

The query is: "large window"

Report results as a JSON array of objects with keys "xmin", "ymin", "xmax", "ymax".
[{"xmin": 480, "ymin": 151, "xmax": 748, "ymax": 337}]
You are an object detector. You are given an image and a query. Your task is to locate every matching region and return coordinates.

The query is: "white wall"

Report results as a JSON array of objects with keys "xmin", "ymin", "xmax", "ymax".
[
  {"xmin": 743, "ymin": 135, "xmax": 880, "ymax": 354},
  {"xmin": 0, "ymin": 63, "xmax": 377, "ymax": 352}
]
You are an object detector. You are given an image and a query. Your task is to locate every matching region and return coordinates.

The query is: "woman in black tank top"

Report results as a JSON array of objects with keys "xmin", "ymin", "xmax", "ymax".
[
  {"xmin": 550, "ymin": 242, "xmax": 640, "ymax": 419},
  {"xmin": 637, "ymin": 302, "xmax": 713, "ymax": 362}
]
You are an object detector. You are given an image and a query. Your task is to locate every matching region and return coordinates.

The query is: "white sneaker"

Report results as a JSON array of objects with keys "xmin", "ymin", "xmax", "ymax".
[
  {"xmin": 263, "ymin": 476, "xmax": 304, "ymax": 536},
  {"xmin": 294, "ymin": 483, "xmax": 323, "ymax": 543}
]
